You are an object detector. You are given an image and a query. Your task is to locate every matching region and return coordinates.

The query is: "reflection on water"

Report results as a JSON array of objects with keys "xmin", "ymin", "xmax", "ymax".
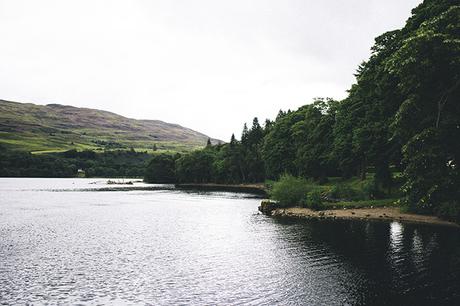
[
  {"xmin": 390, "ymin": 221, "xmax": 403, "ymax": 251},
  {"xmin": 1, "ymin": 178, "xmax": 460, "ymax": 305}
]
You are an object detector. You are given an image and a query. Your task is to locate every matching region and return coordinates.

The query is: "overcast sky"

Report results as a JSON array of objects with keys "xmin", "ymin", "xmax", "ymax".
[{"xmin": 0, "ymin": 0, "xmax": 421, "ymax": 141}]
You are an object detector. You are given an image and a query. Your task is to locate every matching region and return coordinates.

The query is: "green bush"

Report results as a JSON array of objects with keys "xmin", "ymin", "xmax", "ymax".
[
  {"xmin": 306, "ymin": 190, "xmax": 324, "ymax": 210},
  {"xmin": 434, "ymin": 202, "xmax": 460, "ymax": 224},
  {"xmin": 270, "ymin": 174, "xmax": 311, "ymax": 207},
  {"xmin": 362, "ymin": 179, "xmax": 385, "ymax": 200},
  {"xmin": 328, "ymin": 184, "xmax": 357, "ymax": 200},
  {"xmin": 363, "ymin": 180, "xmax": 380, "ymax": 200}
]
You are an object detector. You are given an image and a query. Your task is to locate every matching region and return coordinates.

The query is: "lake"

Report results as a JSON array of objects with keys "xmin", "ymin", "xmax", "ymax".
[{"xmin": 1, "ymin": 178, "xmax": 460, "ymax": 305}]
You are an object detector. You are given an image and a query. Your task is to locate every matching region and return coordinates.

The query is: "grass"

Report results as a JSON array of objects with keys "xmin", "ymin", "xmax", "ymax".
[
  {"xmin": 0, "ymin": 100, "xmax": 216, "ymax": 153},
  {"xmin": 0, "ymin": 131, "xmax": 203, "ymax": 154}
]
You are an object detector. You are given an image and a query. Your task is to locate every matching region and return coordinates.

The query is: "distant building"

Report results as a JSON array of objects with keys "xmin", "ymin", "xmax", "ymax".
[{"xmin": 77, "ymin": 169, "xmax": 86, "ymax": 178}]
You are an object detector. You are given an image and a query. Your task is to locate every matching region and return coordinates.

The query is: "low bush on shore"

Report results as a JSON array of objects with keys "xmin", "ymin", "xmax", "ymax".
[
  {"xmin": 270, "ymin": 174, "xmax": 312, "ymax": 207},
  {"xmin": 306, "ymin": 190, "xmax": 324, "ymax": 210},
  {"xmin": 327, "ymin": 184, "xmax": 359, "ymax": 200},
  {"xmin": 269, "ymin": 175, "xmax": 401, "ymax": 210},
  {"xmin": 434, "ymin": 202, "xmax": 460, "ymax": 224}
]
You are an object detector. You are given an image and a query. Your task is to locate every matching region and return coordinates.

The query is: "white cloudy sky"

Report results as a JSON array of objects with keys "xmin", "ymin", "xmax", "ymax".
[{"xmin": 0, "ymin": 0, "xmax": 421, "ymax": 141}]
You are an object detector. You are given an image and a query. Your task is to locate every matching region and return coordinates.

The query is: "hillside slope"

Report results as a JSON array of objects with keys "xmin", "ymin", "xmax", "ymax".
[{"xmin": 0, "ymin": 100, "xmax": 219, "ymax": 153}]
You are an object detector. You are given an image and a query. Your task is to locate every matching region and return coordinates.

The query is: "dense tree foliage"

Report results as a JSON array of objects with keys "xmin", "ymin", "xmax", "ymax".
[
  {"xmin": 0, "ymin": 147, "xmax": 151, "ymax": 178},
  {"xmin": 176, "ymin": 150, "xmax": 215, "ymax": 183},
  {"xmin": 144, "ymin": 0, "xmax": 460, "ymax": 220},
  {"xmin": 173, "ymin": 121, "xmax": 266, "ymax": 184},
  {"xmin": 144, "ymin": 154, "xmax": 177, "ymax": 183}
]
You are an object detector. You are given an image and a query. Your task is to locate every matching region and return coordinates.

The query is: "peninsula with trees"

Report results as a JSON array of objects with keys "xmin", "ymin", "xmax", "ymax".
[{"xmin": 145, "ymin": 0, "xmax": 460, "ymax": 224}]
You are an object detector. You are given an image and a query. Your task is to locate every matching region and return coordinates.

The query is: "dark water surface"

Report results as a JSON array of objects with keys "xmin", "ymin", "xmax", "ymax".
[{"xmin": 1, "ymin": 178, "xmax": 460, "ymax": 305}]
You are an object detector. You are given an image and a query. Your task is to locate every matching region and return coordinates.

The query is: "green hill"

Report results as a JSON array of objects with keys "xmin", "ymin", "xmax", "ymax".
[{"xmin": 0, "ymin": 100, "xmax": 219, "ymax": 153}]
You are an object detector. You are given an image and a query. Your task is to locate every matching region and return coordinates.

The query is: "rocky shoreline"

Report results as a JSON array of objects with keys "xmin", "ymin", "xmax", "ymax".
[{"xmin": 259, "ymin": 201, "xmax": 459, "ymax": 227}]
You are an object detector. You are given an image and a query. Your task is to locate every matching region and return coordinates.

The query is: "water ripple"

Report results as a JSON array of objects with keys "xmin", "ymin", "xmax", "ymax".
[{"xmin": 1, "ymin": 178, "xmax": 460, "ymax": 304}]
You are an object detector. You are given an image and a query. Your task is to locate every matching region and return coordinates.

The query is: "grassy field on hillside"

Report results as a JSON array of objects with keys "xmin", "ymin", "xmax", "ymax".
[{"xmin": 0, "ymin": 100, "xmax": 218, "ymax": 153}]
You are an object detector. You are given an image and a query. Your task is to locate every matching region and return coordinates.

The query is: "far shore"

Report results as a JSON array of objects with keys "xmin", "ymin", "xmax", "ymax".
[{"xmin": 269, "ymin": 207, "xmax": 459, "ymax": 228}]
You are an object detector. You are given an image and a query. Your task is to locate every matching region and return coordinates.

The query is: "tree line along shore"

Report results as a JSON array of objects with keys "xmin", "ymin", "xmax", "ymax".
[{"xmin": 145, "ymin": 0, "xmax": 460, "ymax": 224}]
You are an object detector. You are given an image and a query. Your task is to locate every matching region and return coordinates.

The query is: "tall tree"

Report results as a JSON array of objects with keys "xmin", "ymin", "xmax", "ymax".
[{"xmin": 388, "ymin": 4, "xmax": 460, "ymax": 212}]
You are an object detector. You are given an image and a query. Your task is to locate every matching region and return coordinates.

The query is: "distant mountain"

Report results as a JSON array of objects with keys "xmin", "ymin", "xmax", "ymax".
[{"xmin": 0, "ymin": 100, "xmax": 220, "ymax": 153}]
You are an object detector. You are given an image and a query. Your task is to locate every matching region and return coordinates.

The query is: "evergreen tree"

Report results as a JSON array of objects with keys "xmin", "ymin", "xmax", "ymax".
[
  {"xmin": 230, "ymin": 134, "xmax": 237, "ymax": 146},
  {"xmin": 241, "ymin": 123, "xmax": 249, "ymax": 146}
]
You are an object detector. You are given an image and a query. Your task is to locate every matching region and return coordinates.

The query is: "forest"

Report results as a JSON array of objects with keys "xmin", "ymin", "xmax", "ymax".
[
  {"xmin": 145, "ymin": 0, "xmax": 460, "ymax": 220},
  {"xmin": 0, "ymin": 147, "xmax": 151, "ymax": 178}
]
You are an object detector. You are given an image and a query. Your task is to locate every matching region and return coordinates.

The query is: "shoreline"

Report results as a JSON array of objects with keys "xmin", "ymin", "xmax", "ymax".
[
  {"xmin": 268, "ymin": 207, "xmax": 459, "ymax": 228},
  {"xmin": 174, "ymin": 183, "xmax": 267, "ymax": 196}
]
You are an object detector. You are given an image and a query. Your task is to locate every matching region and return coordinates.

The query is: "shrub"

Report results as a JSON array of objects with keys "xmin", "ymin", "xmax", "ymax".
[
  {"xmin": 434, "ymin": 202, "xmax": 460, "ymax": 224},
  {"xmin": 362, "ymin": 179, "xmax": 392, "ymax": 200},
  {"xmin": 328, "ymin": 184, "xmax": 357, "ymax": 200},
  {"xmin": 306, "ymin": 190, "xmax": 324, "ymax": 210},
  {"xmin": 270, "ymin": 174, "xmax": 311, "ymax": 207},
  {"xmin": 362, "ymin": 179, "xmax": 384, "ymax": 200}
]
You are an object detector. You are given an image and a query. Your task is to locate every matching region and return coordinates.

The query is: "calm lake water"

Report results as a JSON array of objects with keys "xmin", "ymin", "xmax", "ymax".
[{"xmin": 1, "ymin": 178, "xmax": 460, "ymax": 305}]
